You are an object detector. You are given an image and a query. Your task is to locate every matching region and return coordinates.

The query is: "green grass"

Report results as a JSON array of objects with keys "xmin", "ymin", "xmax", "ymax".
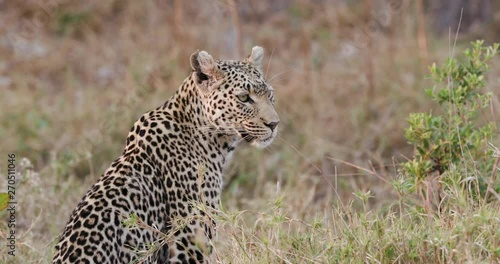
[{"xmin": 214, "ymin": 184, "xmax": 500, "ymax": 263}]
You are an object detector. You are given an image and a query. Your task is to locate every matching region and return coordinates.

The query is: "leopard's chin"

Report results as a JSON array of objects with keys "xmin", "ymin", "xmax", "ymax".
[{"xmin": 250, "ymin": 134, "xmax": 276, "ymax": 148}]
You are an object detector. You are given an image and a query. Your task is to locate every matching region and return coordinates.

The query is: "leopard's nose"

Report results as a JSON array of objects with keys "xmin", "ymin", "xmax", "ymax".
[{"xmin": 264, "ymin": 121, "xmax": 279, "ymax": 131}]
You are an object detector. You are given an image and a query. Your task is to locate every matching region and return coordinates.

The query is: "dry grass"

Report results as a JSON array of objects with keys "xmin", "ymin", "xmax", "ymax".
[{"xmin": 0, "ymin": 1, "xmax": 499, "ymax": 263}]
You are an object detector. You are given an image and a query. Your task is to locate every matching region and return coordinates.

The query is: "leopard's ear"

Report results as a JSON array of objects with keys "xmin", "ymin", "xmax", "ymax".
[
  {"xmin": 190, "ymin": 50, "xmax": 216, "ymax": 83},
  {"xmin": 246, "ymin": 46, "xmax": 264, "ymax": 72}
]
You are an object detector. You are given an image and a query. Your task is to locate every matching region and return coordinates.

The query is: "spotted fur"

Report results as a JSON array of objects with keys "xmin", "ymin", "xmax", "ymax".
[{"xmin": 52, "ymin": 46, "xmax": 279, "ymax": 264}]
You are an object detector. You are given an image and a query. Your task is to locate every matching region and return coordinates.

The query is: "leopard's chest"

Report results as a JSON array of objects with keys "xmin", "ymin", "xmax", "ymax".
[{"xmin": 159, "ymin": 141, "xmax": 224, "ymax": 209}]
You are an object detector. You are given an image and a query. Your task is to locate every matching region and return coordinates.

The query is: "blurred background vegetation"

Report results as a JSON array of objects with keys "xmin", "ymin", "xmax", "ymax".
[{"xmin": 0, "ymin": 0, "xmax": 499, "ymax": 263}]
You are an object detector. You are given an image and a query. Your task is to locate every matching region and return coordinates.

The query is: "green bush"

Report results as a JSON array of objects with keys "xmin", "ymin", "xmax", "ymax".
[{"xmin": 402, "ymin": 40, "xmax": 498, "ymax": 204}]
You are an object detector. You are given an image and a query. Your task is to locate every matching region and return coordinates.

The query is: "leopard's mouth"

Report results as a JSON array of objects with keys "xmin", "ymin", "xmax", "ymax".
[
  {"xmin": 239, "ymin": 128, "xmax": 276, "ymax": 148},
  {"xmin": 240, "ymin": 131, "xmax": 255, "ymax": 142},
  {"xmin": 238, "ymin": 124, "xmax": 277, "ymax": 146}
]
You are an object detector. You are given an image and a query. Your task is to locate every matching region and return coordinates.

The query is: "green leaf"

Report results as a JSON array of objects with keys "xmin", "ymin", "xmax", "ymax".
[{"xmin": 0, "ymin": 193, "xmax": 9, "ymax": 211}]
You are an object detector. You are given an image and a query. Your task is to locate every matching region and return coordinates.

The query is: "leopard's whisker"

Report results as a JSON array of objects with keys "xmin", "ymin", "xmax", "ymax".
[
  {"xmin": 265, "ymin": 47, "xmax": 276, "ymax": 79},
  {"xmin": 268, "ymin": 68, "xmax": 290, "ymax": 84}
]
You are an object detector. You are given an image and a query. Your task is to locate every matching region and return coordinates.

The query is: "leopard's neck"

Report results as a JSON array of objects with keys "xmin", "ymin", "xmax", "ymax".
[{"xmin": 150, "ymin": 75, "xmax": 240, "ymax": 165}]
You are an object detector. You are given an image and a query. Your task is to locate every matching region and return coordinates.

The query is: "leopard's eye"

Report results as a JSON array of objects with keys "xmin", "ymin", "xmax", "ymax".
[{"xmin": 237, "ymin": 93, "xmax": 251, "ymax": 103}]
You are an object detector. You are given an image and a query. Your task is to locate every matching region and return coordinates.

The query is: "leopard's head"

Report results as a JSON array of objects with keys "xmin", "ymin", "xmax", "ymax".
[{"xmin": 190, "ymin": 46, "xmax": 279, "ymax": 148}]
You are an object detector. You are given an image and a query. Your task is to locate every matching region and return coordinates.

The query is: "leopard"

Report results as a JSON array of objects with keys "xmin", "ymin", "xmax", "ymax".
[{"xmin": 51, "ymin": 46, "xmax": 280, "ymax": 264}]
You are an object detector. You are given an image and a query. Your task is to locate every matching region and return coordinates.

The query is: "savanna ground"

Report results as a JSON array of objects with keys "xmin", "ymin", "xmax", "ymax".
[{"xmin": 0, "ymin": 1, "xmax": 499, "ymax": 263}]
